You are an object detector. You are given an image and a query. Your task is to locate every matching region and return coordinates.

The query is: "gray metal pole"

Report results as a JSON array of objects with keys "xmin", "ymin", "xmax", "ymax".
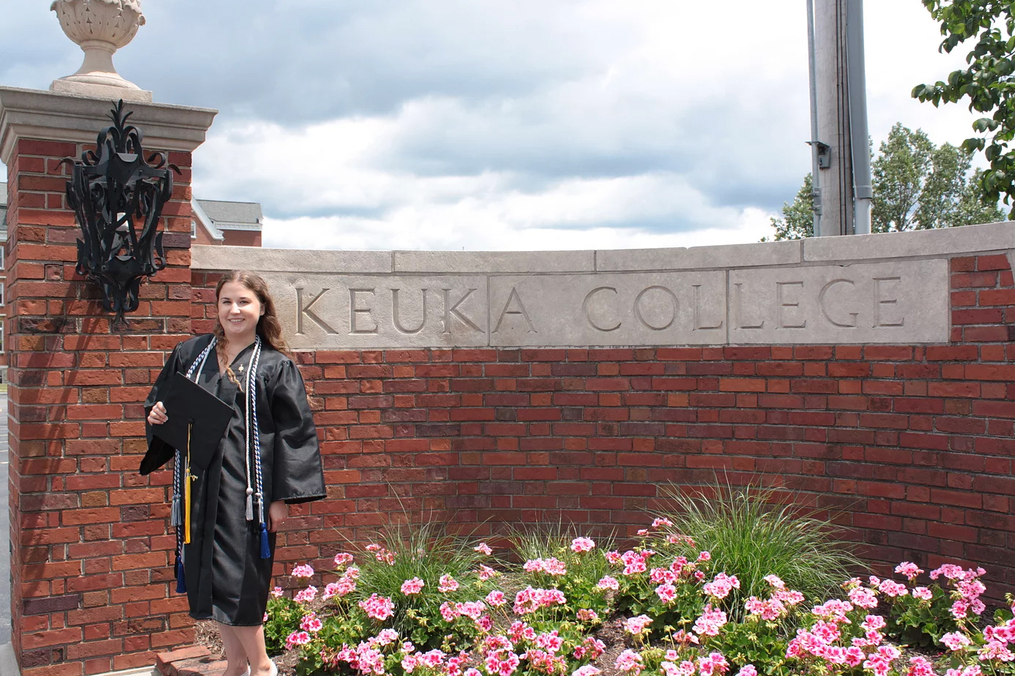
[
  {"xmin": 813, "ymin": 0, "xmax": 853, "ymax": 237},
  {"xmin": 806, "ymin": 0, "xmax": 823, "ymax": 235},
  {"xmin": 846, "ymin": 0, "xmax": 872, "ymax": 235}
]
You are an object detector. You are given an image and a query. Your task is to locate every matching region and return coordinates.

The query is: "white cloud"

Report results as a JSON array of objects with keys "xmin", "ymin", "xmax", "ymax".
[
  {"xmin": 257, "ymin": 170, "xmax": 774, "ymax": 251},
  {"xmin": 0, "ymin": 0, "xmax": 998, "ymax": 249}
]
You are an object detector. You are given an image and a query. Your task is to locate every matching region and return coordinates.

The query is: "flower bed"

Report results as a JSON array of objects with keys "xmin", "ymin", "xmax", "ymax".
[{"xmin": 266, "ymin": 518, "xmax": 1015, "ymax": 676}]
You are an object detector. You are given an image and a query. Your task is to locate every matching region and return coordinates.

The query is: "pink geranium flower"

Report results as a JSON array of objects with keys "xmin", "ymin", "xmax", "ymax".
[
  {"xmin": 359, "ymin": 593, "xmax": 395, "ymax": 621},
  {"xmin": 285, "ymin": 631, "xmax": 311, "ymax": 650},
  {"xmin": 624, "ymin": 615, "xmax": 653, "ymax": 636},
  {"xmin": 291, "ymin": 564, "xmax": 315, "ymax": 578},
  {"xmin": 597, "ymin": 576, "xmax": 619, "ymax": 590},
  {"xmin": 895, "ymin": 561, "xmax": 924, "ymax": 581},
  {"xmin": 300, "ymin": 612, "xmax": 322, "ymax": 633},
  {"xmin": 401, "ymin": 577, "xmax": 425, "ymax": 595},
  {"xmin": 615, "ymin": 650, "xmax": 643, "ymax": 675},
  {"xmin": 692, "ymin": 606, "xmax": 727, "ymax": 637},
  {"xmin": 294, "ymin": 585, "xmax": 317, "ymax": 603}
]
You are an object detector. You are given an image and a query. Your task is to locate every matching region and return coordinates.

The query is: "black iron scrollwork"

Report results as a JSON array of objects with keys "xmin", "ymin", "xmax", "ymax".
[{"xmin": 64, "ymin": 100, "xmax": 179, "ymax": 326}]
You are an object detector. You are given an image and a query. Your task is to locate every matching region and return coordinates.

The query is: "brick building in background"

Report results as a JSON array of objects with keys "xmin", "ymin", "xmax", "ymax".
[{"xmin": 191, "ymin": 199, "xmax": 263, "ymax": 247}]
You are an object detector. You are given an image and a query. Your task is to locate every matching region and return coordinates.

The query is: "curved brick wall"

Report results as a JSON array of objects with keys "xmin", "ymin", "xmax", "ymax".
[{"xmin": 193, "ymin": 242, "xmax": 1015, "ymax": 597}]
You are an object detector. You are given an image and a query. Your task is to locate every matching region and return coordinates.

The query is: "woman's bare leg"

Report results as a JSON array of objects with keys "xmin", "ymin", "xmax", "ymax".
[
  {"xmin": 232, "ymin": 624, "xmax": 274, "ymax": 676},
  {"xmin": 216, "ymin": 622, "xmax": 250, "ymax": 676}
]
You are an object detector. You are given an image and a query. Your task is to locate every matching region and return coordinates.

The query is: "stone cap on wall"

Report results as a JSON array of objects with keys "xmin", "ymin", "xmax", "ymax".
[
  {"xmin": 192, "ymin": 220, "xmax": 1014, "ymax": 349},
  {"xmin": 0, "ymin": 86, "xmax": 217, "ymax": 165},
  {"xmin": 195, "ymin": 220, "xmax": 1015, "ymax": 273}
]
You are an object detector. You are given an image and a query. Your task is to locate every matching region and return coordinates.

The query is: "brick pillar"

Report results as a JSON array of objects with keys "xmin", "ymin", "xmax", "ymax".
[{"xmin": 0, "ymin": 87, "xmax": 216, "ymax": 676}]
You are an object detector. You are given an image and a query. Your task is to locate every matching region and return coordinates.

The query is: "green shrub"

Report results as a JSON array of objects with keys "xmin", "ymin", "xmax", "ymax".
[
  {"xmin": 264, "ymin": 593, "xmax": 304, "ymax": 655},
  {"xmin": 652, "ymin": 480, "xmax": 865, "ymax": 620}
]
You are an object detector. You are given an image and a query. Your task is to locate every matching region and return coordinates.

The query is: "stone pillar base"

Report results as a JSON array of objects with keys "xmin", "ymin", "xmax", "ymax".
[{"xmin": 50, "ymin": 79, "xmax": 153, "ymax": 103}]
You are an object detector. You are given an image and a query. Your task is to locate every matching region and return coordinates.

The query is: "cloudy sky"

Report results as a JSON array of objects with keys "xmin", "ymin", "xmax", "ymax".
[{"xmin": 0, "ymin": 1, "xmax": 985, "ymax": 251}]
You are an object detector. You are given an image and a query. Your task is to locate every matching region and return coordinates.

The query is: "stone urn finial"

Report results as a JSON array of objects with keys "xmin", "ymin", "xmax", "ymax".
[{"xmin": 50, "ymin": 0, "xmax": 153, "ymax": 102}]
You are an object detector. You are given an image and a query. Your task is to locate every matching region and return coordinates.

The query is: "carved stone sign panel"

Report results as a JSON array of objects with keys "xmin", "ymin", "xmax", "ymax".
[
  {"xmin": 267, "ymin": 274, "xmax": 490, "ymax": 349},
  {"xmin": 727, "ymin": 260, "xmax": 949, "ymax": 344},
  {"xmin": 262, "ymin": 258, "xmax": 949, "ymax": 349},
  {"xmin": 487, "ymin": 272, "xmax": 726, "ymax": 346}
]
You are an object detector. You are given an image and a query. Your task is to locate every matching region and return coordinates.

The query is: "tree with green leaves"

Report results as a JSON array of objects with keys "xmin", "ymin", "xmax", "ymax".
[
  {"xmin": 913, "ymin": 0, "xmax": 1015, "ymax": 213},
  {"xmin": 766, "ymin": 174, "xmax": 814, "ymax": 241},
  {"xmin": 766, "ymin": 123, "xmax": 1003, "ymax": 240}
]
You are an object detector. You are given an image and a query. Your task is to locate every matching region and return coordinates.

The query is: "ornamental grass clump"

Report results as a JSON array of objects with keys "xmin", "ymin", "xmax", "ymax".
[{"xmin": 652, "ymin": 481, "xmax": 863, "ymax": 620}]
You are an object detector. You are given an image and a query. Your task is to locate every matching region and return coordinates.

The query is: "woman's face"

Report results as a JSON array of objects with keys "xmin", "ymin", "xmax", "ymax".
[{"xmin": 218, "ymin": 280, "xmax": 264, "ymax": 343}]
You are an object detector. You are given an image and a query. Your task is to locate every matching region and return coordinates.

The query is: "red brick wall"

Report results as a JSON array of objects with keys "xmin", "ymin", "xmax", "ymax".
[
  {"xmin": 192, "ymin": 222, "xmax": 216, "ymax": 246},
  {"xmin": 221, "ymin": 230, "xmax": 261, "ymax": 247},
  {"xmin": 7, "ymin": 138, "xmax": 195, "ymax": 676},
  {"xmin": 191, "ymin": 253, "xmax": 1015, "ymax": 596}
]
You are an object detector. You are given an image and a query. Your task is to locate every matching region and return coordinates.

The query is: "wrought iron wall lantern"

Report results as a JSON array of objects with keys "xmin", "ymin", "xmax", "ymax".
[{"xmin": 64, "ymin": 100, "xmax": 178, "ymax": 326}]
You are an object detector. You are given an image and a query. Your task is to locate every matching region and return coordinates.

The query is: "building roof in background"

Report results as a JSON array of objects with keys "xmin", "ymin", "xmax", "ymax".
[
  {"xmin": 195, "ymin": 199, "xmax": 263, "ymax": 232},
  {"xmin": 191, "ymin": 199, "xmax": 224, "ymax": 242}
]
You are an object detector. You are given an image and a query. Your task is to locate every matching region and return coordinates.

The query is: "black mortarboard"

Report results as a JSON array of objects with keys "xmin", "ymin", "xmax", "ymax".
[{"xmin": 139, "ymin": 372, "xmax": 233, "ymax": 475}]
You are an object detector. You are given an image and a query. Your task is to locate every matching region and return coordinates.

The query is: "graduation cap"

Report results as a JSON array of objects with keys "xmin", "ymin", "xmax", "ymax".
[
  {"xmin": 141, "ymin": 371, "xmax": 234, "ymax": 564},
  {"xmin": 139, "ymin": 372, "xmax": 233, "ymax": 475}
]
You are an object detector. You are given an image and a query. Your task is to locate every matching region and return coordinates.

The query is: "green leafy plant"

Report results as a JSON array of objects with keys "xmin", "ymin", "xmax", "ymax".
[
  {"xmin": 350, "ymin": 520, "xmax": 497, "ymax": 651},
  {"xmin": 264, "ymin": 593, "xmax": 305, "ymax": 655},
  {"xmin": 508, "ymin": 524, "xmax": 617, "ymax": 625},
  {"xmin": 882, "ymin": 562, "xmax": 987, "ymax": 649},
  {"xmin": 608, "ymin": 543, "xmax": 709, "ymax": 638},
  {"xmin": 886, "ymin": 582, "xmax": 957, "ymax": 648},
  {"xmin": 652, "ymin": 479, "xmax": 864, "ymax": 620}
]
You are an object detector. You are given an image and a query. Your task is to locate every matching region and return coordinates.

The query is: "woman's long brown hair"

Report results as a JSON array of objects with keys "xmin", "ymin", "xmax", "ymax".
[{"xmin": 214, "ymin": 271, "xmax": 290, "ymax": 382}]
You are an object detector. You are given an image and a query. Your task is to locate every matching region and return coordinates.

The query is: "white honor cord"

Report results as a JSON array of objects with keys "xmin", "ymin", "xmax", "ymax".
[
  {"xmin": 246, "ymin": 337, "xmax": 265, "ymax": 525},
  {"xmin": 243, "ymin": 337, "xmax": 262, "ymax": 522}
]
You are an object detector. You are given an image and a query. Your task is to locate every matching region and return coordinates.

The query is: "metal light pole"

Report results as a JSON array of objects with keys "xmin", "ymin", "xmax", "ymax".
[{"xmin": 807, "ymin": 0, "xmax": 872, "ymax": 237}]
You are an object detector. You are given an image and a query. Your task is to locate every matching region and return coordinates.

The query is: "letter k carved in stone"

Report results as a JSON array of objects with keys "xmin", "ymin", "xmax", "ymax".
[{"xmin": 296, "ymin": 287, "xmax": 339, "ymax": 335}]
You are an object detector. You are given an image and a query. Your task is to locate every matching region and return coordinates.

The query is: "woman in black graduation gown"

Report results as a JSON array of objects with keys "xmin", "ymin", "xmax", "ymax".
[{"xmin": 145, "ymin": 270, "xmax": 326, "ymax": 676}]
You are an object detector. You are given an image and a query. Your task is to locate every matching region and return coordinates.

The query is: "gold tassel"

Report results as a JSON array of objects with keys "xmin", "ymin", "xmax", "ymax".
[{"xmin": 184, "ymin": 421, "xmax": 193, "ymax": 544}]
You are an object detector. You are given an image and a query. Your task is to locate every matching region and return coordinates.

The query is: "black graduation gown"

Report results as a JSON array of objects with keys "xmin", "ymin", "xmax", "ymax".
[{"xmin": 143, "ymin": 334, "xmax": 326, "ymax": 625}]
